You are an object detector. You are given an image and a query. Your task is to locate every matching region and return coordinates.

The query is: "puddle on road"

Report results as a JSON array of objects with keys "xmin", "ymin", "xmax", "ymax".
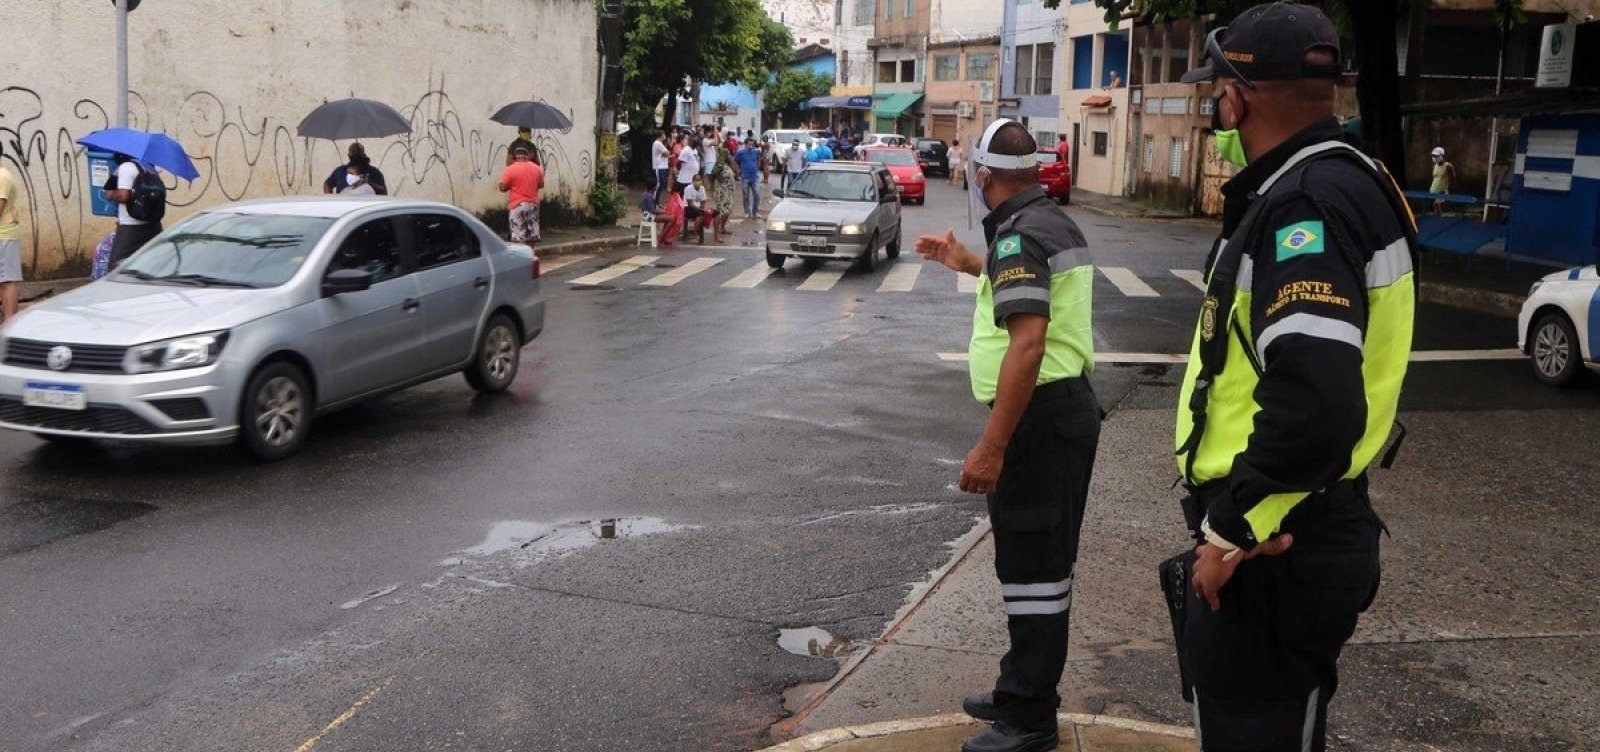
[
  {"xmin": 441, "ymin": 516, "xmax": 689, "ymax": 566},
  {"xmin": 0, "ymin": 493, "xmax": 157, "ymax": 558},
  {"xmin": 778, "ymin": 626, "xmax": 857, "ymax": 659}
]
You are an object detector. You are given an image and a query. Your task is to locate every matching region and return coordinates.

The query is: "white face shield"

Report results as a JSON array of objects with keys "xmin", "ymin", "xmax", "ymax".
[{"xmin": 966, "ymin": 118, "xmax": 1039, "ymax": 227}]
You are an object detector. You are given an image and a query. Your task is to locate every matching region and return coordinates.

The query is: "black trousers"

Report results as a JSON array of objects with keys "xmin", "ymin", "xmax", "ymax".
[
  {"xmin": 110, "ymin": 222, "xmax": 161, "ymax": 267},
  {"xmin": 987, "ymin": 378, "xmax": 1100, "ymax": 730},
  {"xmin": 1185, "ymin": 479, "xmax": 1382, "ymax": 752}
]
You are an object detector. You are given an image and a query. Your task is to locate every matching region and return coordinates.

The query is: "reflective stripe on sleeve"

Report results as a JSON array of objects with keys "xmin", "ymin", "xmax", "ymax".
[
  {"xmin": 1236, "ymin": 249, "xmax": 1254, "ymax": 291},
  {"xmin": 1366, "ymin": 238, "xmax": 1414, "ymax": 289},
  {"xmin": 1005, "ymin": 597, "xmax": 1072, "ymax": 616},
  {"xmin": 993, "ymin": 286, "xmax": 1051, "ymax": 306},
  {"xmin": 1048, "ymin": 247, "xmax": 1092, "ymax": 273},
  {"xmin": 1255, "ymin": 312, "xmax": 1364, "ymax": 361},
  {"xmin": 1001, "ymin": 576, "xmax": 1073, "ymax": 598}
]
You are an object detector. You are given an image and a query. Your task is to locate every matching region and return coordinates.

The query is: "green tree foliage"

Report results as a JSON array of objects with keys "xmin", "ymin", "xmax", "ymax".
[
  {"xmin": 764, "ymin": 68, "xmax": 835, "ymax": 115},
  {"xmin": 618, "ymin": 0, "xmax": 793, "ymax": 176},
  {"xmin": 1052, "ymin": 0, "xmax": 1524, "ymax": 185}
]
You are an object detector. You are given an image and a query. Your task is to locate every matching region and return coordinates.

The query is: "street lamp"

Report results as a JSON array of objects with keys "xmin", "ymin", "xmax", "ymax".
[{"xmin": 113, "ymin": 0, "xmax": 142, "ymax": 127}]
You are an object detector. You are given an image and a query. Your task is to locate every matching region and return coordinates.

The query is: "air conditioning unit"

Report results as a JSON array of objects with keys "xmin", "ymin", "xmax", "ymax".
[{"xmin": 958, "ymin": 101, "xmax": 975, "ymax": 118}]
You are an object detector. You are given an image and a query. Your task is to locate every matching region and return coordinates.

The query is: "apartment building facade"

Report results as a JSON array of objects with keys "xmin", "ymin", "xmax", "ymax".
[{"xmin": 870, "ymin": 0, "xmax": 933, "ymax": 136}]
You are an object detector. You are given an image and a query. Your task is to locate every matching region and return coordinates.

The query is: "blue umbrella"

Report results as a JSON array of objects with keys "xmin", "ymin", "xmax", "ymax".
[{"xmin": 75, "ymin": 128, "xmax": 200, "ymax": 181}]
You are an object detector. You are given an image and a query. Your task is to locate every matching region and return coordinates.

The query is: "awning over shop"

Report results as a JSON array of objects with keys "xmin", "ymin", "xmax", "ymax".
[
  {"xmin": 804, "ymin": 95, "xmax": 874, "ymax": 110},
  {"xmin": 874, "ymin": 92, "xmax": 924, "ymax": 120},
  {"xmin": 1402, "ymin": 89, "xmax": 1600, "ymax": 119}
]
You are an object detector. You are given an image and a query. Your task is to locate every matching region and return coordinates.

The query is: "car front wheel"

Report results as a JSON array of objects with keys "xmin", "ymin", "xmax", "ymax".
[
  {"xmin": 886, "ymin": 230, "xmax": 901, "ymax": 259},
  {"xmin": 857, "ymin": 234, "xmax": 879, "ymax": 272},
  {"xmin": 1531, "ymin": 312, "xmax": 1584, "ymax": 386},
  {"xmin": 240, "ymin": 361, "xmax": 312, "ymax": 461},
  {"xmin": 766, "ymin": 249, "xmax": 786, "ymax": 268},
  {"xmin": 465, "ymin": 314, "xmax": 521, "ymax": 393}
]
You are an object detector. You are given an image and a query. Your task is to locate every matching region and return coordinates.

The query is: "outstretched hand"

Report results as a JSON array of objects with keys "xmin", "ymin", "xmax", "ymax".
[{"xmin": 916, "ymin": 229, "xmax": 980, "ymax": 276}]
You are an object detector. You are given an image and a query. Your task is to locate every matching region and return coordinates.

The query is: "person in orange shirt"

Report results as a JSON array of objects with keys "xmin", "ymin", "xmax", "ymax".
[{"xmin": 498, "ymin": 146, "xmax": 545, "ymax": 245}]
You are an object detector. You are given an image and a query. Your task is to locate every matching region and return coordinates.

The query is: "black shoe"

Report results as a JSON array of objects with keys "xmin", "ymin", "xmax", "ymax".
[
  {"xmin": 961, "ymin": 722, "xmax": 1059, "ymax": 752},
  {"xmin": 962, "ymin": 691, "xmax": 1001, "ymax": 722}
]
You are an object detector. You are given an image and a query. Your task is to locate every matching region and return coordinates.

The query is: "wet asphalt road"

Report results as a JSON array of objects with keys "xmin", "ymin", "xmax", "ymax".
[{"xmin": 1, "ymin": 179, "xmax": 1595, "ymax": 751}]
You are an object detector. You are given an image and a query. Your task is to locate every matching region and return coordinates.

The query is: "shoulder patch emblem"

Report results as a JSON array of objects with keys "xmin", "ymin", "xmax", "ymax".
[
  {"xmin": 1275, "ymin": 221, "xmax": 1325, "ymax": 261},
  {"xmin": 995, "ymin": 234, "xmax": 1023, "ymax": 260}
]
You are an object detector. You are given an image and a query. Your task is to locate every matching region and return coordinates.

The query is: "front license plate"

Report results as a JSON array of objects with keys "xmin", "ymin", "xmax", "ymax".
[
  {"xmin": 23, "ymin": 382, "xmax": 87, "ymax": 411},
  {"xmin": 798, "ymin": 236, "xmax": 827, "ymax": 250}
]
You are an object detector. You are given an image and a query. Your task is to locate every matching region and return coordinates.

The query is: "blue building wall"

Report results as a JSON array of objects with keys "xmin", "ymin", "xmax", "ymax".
[
  {"xmin": 1510, "ymin": 113, "xmax": 1600, "ymax": 265},
  {"xmin": 999, "ymin": 0, "xmax": 1062, "ymax": 135}
]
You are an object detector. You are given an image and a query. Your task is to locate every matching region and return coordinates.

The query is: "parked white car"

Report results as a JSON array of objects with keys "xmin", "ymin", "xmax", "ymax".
[
  {"xmin": 762, "ymin": 129, "xmax": 821, "ymax": 170},
  {"xmin": 1518, "ymin": 265, "xmax": 1599, "ymax": 386},
  {"xmin": 853, "ymin": 133, "xmax": 908, "ymax": 158}
]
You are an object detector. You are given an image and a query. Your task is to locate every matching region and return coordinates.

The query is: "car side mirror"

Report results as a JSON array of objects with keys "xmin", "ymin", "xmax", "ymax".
[
  {"xmin": 881, "ymin": 190, "xmax": 898, "ymax": 203},
  {"xmin": 322, "ymin": 268, "xmax": 373, "ymax": 296},
  {"xmin": 772, "ymin": 189, "xmax": 785, "ymax": 198}
]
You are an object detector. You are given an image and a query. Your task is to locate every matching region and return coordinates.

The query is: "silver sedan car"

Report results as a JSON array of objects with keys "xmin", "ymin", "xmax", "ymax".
[
  {"xmin": 0, "ymin": 197, "xmax": 545, "ymax": 460},
  {"xmin": 764, "ymin": 162, "xmax": 903, "ymax": 272}
]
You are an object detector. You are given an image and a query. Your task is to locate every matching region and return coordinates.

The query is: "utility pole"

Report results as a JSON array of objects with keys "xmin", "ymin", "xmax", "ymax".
[{"xmin": 116, "ymin": 0, "xmax": 130, "ymax": 127}]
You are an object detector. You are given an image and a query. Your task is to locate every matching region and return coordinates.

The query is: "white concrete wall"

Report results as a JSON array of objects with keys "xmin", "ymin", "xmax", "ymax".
[
  {"xmin": 930, "ymin": 0, "xmax": 1002, "ymax": 44},
  {"xmin": 0, "ymin": 0, "xmax": 597, "ymax": 276},
  {"xmin": 764, "ymin": 0, "xmax": 837, "ymax": 47}
]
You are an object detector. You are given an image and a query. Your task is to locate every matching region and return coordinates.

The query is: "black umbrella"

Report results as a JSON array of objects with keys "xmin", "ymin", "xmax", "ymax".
[
  {"xmin": 297, "ymin": 98, "xmax": 411, "ymax": 140},
  {"xmin": 490, "ymin": 101, "xmax": 574, "ymax": 132}
]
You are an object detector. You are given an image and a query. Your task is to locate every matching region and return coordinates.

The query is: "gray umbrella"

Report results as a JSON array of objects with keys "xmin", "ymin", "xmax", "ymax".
[
  {"xmin": 490, "ymin": 101, "xmax": 574, "ymax": 132},
  {"xmin": 297, "ymin": 98, "xmax": 412, "ymax": 140}
]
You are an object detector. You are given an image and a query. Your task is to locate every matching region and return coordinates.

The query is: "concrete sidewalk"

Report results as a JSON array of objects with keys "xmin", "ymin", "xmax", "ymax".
[{"xmin": 764, "ymin": 522, "xmax": 1198, "ymax": 752}]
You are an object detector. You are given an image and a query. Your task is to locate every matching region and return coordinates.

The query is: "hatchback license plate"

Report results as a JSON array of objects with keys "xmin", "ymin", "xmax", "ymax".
[
  {"xmin": 23, "ymin": 382, "xmax": 86, "ymax": 411},
  {"xmin": 798, "ymin": 236, "xmax": 827, "ymax": 250}
]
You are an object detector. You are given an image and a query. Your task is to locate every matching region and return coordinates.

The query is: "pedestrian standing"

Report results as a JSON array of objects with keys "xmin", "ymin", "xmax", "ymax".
[
  {"xmin": 949, "ymin": 139, "xmax": 965, "ymax": 187},
  {"xmin": 1170, "ymin": 6, "xmax": 1415, "ymax": 750},
  {"xmin": 506, "ymin": 128, "xmax": 539, "ymax": 167},
  {"xmin": 760, "ymin": 137, "xmax": 772, "ymax": 185},
  {"xmin": 784, "ymin": 140, "xmax": 805, "ymax": 192},
  {"xmin": 713, "ymin": 144, "xmax": 737, "ymax": 242},
  {"xmin": 322, "ymin": 142, "xmax": 388, "ymax": 195},
  {"xmin": 915, "ymin": 118, "xmax": 1100, "ymax": 752},
  {"xmin": 0, "ymin": 143, "xmax": 22, "ymax": 322},
  {"xmin": 106, "ymin": 153, "xmax": 164, "ymax": 268},
  {"xmin": 675, "ymin": 141, "xmax": 700, "ymax": 196},
  {"xmin": 701, "ymin": 127, "xmax": 720, "ymax": 208},
  {"xmin": 1429, "ymin": 146, "xmax": 1456, "ymax": 216},
  {"xmin": 735, "ymin": 137, "xmax": 763, "ymax": 218},
  {"xmin": 497, "ymin": 146, "xmax": 545, "ymax": 246},
  {"xmin": 652, "ymin": 131, "xmax": 672, "ymax": 203}
]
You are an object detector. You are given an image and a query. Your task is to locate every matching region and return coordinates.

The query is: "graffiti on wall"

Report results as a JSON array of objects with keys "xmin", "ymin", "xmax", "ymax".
[{"xmin": 0, "ymin": 76, "xmax": 592, "ymax": 276}]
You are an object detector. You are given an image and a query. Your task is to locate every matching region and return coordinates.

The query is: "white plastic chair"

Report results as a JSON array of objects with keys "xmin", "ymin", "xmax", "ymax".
[{"xmin": 636, "ymin": 212, "xmax": 658, "ymax": 249}]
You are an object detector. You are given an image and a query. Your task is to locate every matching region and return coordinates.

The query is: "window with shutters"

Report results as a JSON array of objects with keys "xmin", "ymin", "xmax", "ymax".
[
  {"xmin": 1034, "ymin": 43, "xmax": 1055, "ymax": 95},
  {"xmin": 1143, "ymin": 135, "xmax": 1154, "ymax": 173},
  {"xmin": 967, "ymin": 53, "xmax": 997, "ymax": 81},
  {"xmin": 935, "ymin": 55, "xmax": 960, "ymax": 81},
  {"xmin": 1168, "ymin": 138, "xmax": 1185, "ymax": 178},
  {"xmin": 1015, "ymin": 45, "xmax": 1035, "ymax": 95}
]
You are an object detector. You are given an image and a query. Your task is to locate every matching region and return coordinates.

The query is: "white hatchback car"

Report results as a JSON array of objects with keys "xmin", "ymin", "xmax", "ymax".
[{"xmin": 1518, "ymin": 265, "xmax": 1599, "ymax": 386}]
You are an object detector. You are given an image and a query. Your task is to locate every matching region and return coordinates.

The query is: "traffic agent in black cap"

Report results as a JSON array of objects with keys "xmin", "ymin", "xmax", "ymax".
[{"xmin": 1163, "ymin": 3, "xmax": 1419, "ymax": 752}]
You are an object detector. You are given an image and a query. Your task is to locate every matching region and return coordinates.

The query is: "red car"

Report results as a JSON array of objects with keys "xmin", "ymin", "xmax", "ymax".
[
  {"xmin": 1037, "ymin": 147, "xmax": 1072, "ymax": 204},
  {"xmin": 862, "ymin": 147, "xmax": 926, "ymax": 205}
]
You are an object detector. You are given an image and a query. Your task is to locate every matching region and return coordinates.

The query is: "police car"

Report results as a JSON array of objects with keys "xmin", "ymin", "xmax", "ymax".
[{"xmin": 1519, "ymin": 266, "xmax": 1600, "ymax": 386}]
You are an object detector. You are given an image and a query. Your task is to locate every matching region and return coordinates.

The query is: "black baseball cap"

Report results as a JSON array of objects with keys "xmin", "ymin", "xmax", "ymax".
[{"xmin": 1181, "ymin": 2, "xmax": 1342, "ymax": 86}]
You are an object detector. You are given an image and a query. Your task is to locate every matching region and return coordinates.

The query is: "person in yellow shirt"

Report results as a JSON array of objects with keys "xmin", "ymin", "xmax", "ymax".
[
  {"xmin": 0, "ymin": 143, "xmax": 22, "ymax": 322},
  {"xmin": 1429, "ymin": 146, "xmax": 1455, "ymax": 216}
]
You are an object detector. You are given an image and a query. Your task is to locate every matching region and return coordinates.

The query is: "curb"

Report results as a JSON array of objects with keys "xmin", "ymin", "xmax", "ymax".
[
  {"xmin": 1419, "ymin": 281, "xmax": 1525, "ymax": 318},
  {"xmin": 758, "ymin": 713, "xmax": 1195, "ymax": 751},
  {"xmin": 1069, "ymin": 200, "xmax": 1194, "ymax": 222},
  {"xmin": 537, "ymin": 233, "xmax": 638, "ymax": 257}
]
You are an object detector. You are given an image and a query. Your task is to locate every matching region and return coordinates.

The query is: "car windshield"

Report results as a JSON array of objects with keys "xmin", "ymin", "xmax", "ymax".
[
  {"xmin": 869, "ymin": 150, "xmax": 917, "ymax": 166},
  {"xmin": 116, "ymin": 212, "xmax": 332, "ymax": 288},
  {"xmin": 785, "ymin": 170, "xmax": 876, "ymax": 202}
]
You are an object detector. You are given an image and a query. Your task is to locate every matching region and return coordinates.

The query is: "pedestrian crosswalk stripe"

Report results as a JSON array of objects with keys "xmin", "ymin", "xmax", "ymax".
[
  {"xmin": 1100, "ymin": 267, "xmax": 1160, "ymax": 297},
  {"xmin": 569, "ymin": 255, "xmax": 658, "ymax": 286},
  {"xmin": 957, "ymin": 274, "xmax": 979, "ymax": 293},
  {"xmin": 878, "ymin": 261, "xmax": 921, "ymax": 292},
  {"xmin": 641, "ymin": 256, "xmax": 724, "ymax": 286},
  {"xmin": 539, "ymin": 255, "xmax": 592, "ymax": 274},
  {"xmin": 797, "ymin": 269, "xmax": 845, "ymax": 291},
  {"xmin": 722, "ymin": 261, "xmax": 778, "ymax": 288},
  {"xmin": 1171, "ymin": 269, "xmax": 1208, "ymax": 292}
]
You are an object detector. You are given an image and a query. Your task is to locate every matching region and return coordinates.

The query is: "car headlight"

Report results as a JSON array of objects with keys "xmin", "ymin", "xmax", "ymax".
[
  {"xmin": 124, "ymin": 331, "xmax": 229, "ymax": 374},
  {"xmin": 840, "ymin": 224, "xmax": 865, "ymax": 235},
  {"xmin": 1529, "ymin": 280, "xmax": 1545, "ymax": 297},
  {"xmin": 912, "ymin": 173, "xmax": 925, "ymax": 183},
  {"xmin": 767, "ymin": 220, "xmax": 788, "ymax": 233}
]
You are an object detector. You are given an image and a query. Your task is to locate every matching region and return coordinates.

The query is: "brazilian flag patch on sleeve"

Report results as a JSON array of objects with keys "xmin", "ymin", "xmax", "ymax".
[
  {"xmin": 1274, "ymin": 221, "xmax": 1325, "ymax": 261},
  {"xmin": 995, "ymin": 234, "xmax": 1023, "ymax": 260}
]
